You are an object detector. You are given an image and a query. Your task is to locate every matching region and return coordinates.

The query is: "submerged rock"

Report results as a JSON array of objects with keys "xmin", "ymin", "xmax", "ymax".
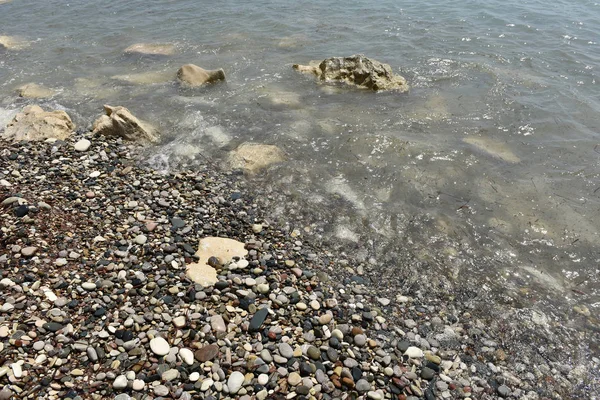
[
  {"xmin": 0, "ymin": 35, "xmax": 28, "ymax": 50},
  {"xmin": 176, "ymin": 64, "xmax": 226, "ymax": 87},
  {"xmin": 124, "ymin": 43, "xmax": 175, "ymax": 56},
  {"xmin": 228, "ymin": 143, "xmax": 286, "ymax": 175},
  {"xmin": 111, "ymin": 71, "xmax": 173, "ymax": 85},
  {"xmin": 16, "ymin": 83, "xmax": 56, "ymax": 99},
  {"xmin": 3, "ymin": 105, "xmax": 74, "ymax": 141},
  {"xmin": 186, "ymin": 237, "xmax": 248, "ymax": 286},
  {"xmin": 293, "ymin": 54, "xmax": 408, "ymax": 92},
  {"xmin": 463, "ymin": 136, "xmax": 520, "ymax": 163},
  {"xmin": 92, "ymin": 105, "xmax": 159, "ymax": 143}
]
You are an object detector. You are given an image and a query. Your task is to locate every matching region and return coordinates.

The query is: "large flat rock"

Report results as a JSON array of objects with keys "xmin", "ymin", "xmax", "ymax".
[{"xmin": 186, "ymin": 237, "xmax": 248, "ymax": 286}]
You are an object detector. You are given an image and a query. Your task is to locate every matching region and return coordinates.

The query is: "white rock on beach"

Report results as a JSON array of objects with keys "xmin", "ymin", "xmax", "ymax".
[
  {"xmin": 150, "ymin": 336, "xmax": 170, "ymax": 356},
  {"xmin": 74, "ymin": 139, "xmax": 91, "ymax": 152},
  {"xmin": 186, "ymin": 237, "xmax": 248, "ymax": 286},
  {"xmin": 92, "ymin": 105, "xmax": 159, "ymax": 143},
  {"xmin": 3, "ymin": 105, "xmax": 74, "ymax": 142}
]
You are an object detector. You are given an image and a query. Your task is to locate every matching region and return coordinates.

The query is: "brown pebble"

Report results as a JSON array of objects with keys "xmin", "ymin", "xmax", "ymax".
[
  {"xmin": 194, "ymin": 344, "xmax": 219, "ymax": 362},
  {"xmin": 351, "ymin": 327, "xmax": 363, "ymax": 336},
  {"xmin": 342, "ymin": 377, "xmax": 355, "ymax": 388}
]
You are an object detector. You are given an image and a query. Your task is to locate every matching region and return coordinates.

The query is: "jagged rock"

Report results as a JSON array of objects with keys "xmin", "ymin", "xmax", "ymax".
[
  {"xmin": 293, "ymin": 54, "xmax": 408, "ymax": 92},
  {"xmin": 2, "ymin": 105, "xmax": 74, "ymax": 141},
  {"xmin": 176, "ymin": 64, "xmax": 225, "ymax": 87},
  {"xmin": 124, "ymin": 43, "xmax": 175, "ymax": 56},
  {"xmin": 16, "ymin": 83, "xmax": 55, "ymax": 99},
  {"xmin": 186, "ymin": 237, "xmax": 248, "ymax": 286},
  {"xmin": 92, "ymin": 105, "xmax": 159, "ymax": 143},
  {"xmin": 228, "ymin": 143, "xmax": 286, "ymax": 175}
]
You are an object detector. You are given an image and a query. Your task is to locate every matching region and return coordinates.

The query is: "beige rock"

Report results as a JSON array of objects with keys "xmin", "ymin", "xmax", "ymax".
[
  {"xmin": 177, "ymin": 64, "xmax": 225, "ymax": 87},
  {"xmin": 186, "ymin": 237, "xmax": 248, "ymax": 286},
  {"xmin": 463, "ymin": 136, "xmax": 520, "ymax": 163},
  {"xmin": 294, "ymin": 54, "xmax": 408, "ymax": 92},
  {"xmin": 229, "ymin": 143, "xmax": 286, "ymax": 175},
  {"xmin": 0, "ymin": 35, "xmax": 28, "ymax": 50},
  {"xmin": 3, "ymin": 105, "xmax": 74, "ymax": 141},
  {"xmin": 111, "ymin": 71, "xmax": 173, "ymax": 85},
  {"xmin": 92, "ymin": 105, "xmax": 159, "ymax": 143},
  {"xmin": 124, "ymin": 43, "xmax": 175, "ymax": 56},
  {"xmin": 16, "ymin": 83, "xmax": 55, "ymax": 99}
]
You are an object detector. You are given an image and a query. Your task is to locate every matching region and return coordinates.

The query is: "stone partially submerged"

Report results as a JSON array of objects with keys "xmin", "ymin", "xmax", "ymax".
[
  {"xmin": 176, "ymin": 64, "xmax": 226, "ymax": 87},
  {"xmin": 186, "ymin": 237, "xmax": 248, "ymax": 286},
  {"xmin": 92, "ymin": 105, "xmax": 159, "ymax": 143},
  {"xmin": 228, "ymin": 143, "xmax": 286, "ymax": 175},
  {"xmin": 16, "ymin": 83, "xmax": 56, "ymax": 99},
  {"xmin": 293, "ymin": 55, "xmax": 408, "ymax": 92},
  {"xmin": 2, "ymin": 105, "xmax": 74, "ymax": 141},
  {"xmin": 124, "ymin": 43, "xmax": 175, "ymax": 56}
]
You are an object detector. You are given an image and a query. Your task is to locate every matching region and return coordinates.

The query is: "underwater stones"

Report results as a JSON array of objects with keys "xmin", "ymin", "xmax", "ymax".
[
  {"xmin": 124, "ymin": 43, "xmax": 175, "ymax": 56},
  {"xmin": 463, "ymin": 136, "xmax": 520, "ymax": 163},
  {"xmin": 92, "ymin": 105, "xmax": 159, "ymax": 143},
  {"xmin": 294, "ymin": 54, "xmax": 408, "ymax": 92},
  {"xmin": 176, "ymin": 64, "xmax": 226, "ymax": 87},
  {"xmin": 16, "ymin": 83, "xmax": 55, "ymax": 99},
  {"xmin": 3, "ymin": 105, "xmax": 74, "ymax": 141},
  {"xmin": 111, "ymin": 71, "xmax": 173, "ymax": 85},
  {"xmin": 228, "ymin": 142, "xmax": 286, "ymax": 175},
  {"xmin": 185, "ymin": 237, "xmax": 248, "ymax": 286},
  {"xmin": 0, "ymin": 35, "xmax": 28, "ymax": 50}
]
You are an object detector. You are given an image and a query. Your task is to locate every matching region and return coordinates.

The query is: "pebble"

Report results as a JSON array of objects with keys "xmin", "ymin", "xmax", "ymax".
[
  {"xmin": 404, "ymin": 346, "xmax": 424, "ymax": 358},
  {"xmin": 278, "ymin": 343, "xmax": 294, "ymax": 358},
  {"xmin": 74, "ymin": 139, "xmax": 91, "ymax": 151},
  {"xmin": 150, "ymin": 336, "xmax": 170, "ymax": 356},
  {"xmin": 227, "ymin": 371, "xmax": 245, "ymax": 394},
  {"xmin": 81, "ymin": 282, "xmax": 96, "ymax": 291},
  {"xmin": 20, "ymin": 246, "xmax": 37, "ymax": 257},
  {"xmin": 179, "ymin": 348, "xmax": 194, "ymax": 365},
  {"xmin": 113, "ymin": 375, "xmax": 128, "ymax": 390}
]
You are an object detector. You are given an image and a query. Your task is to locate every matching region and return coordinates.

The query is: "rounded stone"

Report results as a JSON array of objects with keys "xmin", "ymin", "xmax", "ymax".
[
  {"xmin": 288, "ymin": 372, "xmax": 302, "ymax": 386},
  {"xmin": 113, "ymin": 375, "xmax": 128, "ymax": 390},
  {"xmin": 74, "ymin": 139, "xmax": 91, "ymax": 152},
  {"xmin": 149, "ymin": 337, "xmax": 170, "ymax": 356},
  {"xmin": 228, "ymin": 371, "xmax": 245, "ymax": 394}
]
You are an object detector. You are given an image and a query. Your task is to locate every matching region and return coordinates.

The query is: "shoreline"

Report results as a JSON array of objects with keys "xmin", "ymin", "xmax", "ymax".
[{"xmin": 0, "ymin": 130, "xmax": 597, "ymax": 399}]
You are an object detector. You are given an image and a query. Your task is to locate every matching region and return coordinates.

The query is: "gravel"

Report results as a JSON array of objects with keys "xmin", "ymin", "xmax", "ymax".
[{"xmin": 0, "ymin": 133, "xmax": 596, "ymax": 400}]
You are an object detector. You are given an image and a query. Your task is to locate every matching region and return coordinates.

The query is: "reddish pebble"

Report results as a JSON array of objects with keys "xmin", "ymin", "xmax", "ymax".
[
  {"xmin": 86, "ymin": 191, "xmax": 95, "ymax": 198},
  {"xmin": 146, "ymin": 221, "xmax": 158, "ymax": 231}
]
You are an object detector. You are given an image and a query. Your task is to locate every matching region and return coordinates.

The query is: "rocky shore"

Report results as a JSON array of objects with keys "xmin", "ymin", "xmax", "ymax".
[{"xmin": 0, "ymin": 128, "xmax": 597, "ymax": 400}]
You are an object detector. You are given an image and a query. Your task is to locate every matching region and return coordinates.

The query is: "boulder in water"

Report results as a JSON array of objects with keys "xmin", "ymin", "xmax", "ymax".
[
  {"xmin": 3, "ymin": 105, "xmax": 74, "ymax": 141},
  {"xmin": 92, "ymin": 105, "xmax": 159, "ymax": 143},
  {"xmin": 228, "ymin": 143, "xmax": 286, "ymax": 175},
  {"xmin": 124, "ymin": 43, "xmax": 175, "ymax": 56},
  {"xmin": 176, "ymin": 64, "xmax": 226, "ymax": 87},
  {"xmin": 294, "ymin": 54, "xmax": 408, "ymax": 92},
  {"xmin": 16, "ymin": 83, "xmax": 56, "ymax": 99}
]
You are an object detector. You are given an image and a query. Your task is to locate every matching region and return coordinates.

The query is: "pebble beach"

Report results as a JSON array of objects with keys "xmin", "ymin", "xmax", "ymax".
[{"xmin": 0, "ymin": 129, "xmax": 597, "ymax": 400}]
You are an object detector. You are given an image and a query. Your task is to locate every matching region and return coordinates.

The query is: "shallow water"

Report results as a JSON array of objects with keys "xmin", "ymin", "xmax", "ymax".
[{"xmin": 1, "ymin": 0, "xmax": 600, "ymax": 341}]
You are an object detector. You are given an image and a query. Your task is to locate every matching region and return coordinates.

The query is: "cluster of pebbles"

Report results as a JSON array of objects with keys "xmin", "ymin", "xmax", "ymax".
[{"xmin": 0, "ymin": 132, "xmax": 596, "ymax": 400}]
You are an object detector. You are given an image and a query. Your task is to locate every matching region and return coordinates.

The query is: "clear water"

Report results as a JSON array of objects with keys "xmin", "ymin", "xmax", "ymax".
[{"xmin": 1, "ymin": 0, "xmax": 600, "ymax": 341}]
